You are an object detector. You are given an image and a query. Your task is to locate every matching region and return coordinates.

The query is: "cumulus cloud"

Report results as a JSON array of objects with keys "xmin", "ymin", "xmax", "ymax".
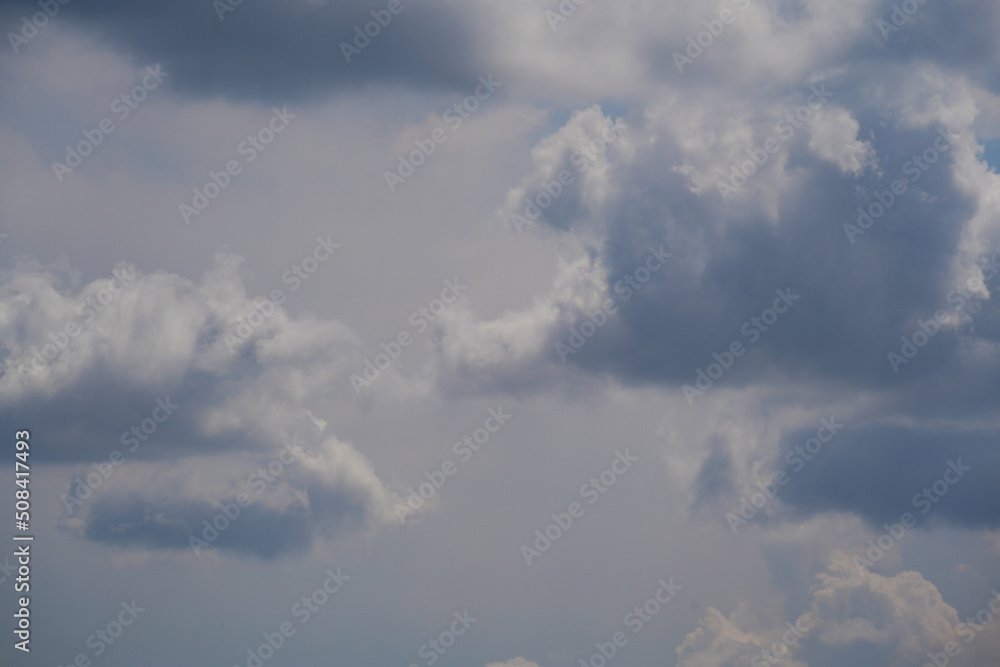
[
  {"xmin": 0, "ymin": 254, "xmax": 357, "ymax": 455},
  {"xmin": 432, "ymin": 251, "xmax": 612, "ymax": 394},
  {"xmin": 498, "ymin": 105, "xmax": 627, "ymax": 241},
  {"xmin": 676, "ymin": 554, "xmax": 1000, "ymax": 667},
  {"xmin": 442, "ymin": 83, "xmax": 1000, "ymax": 393},
  {"xmin": 807, "ymin": 106, "xmax": 875, "ymax": 176},
  {"xmin": 0, "ymin": 254, "xmax": 401, "ymax": 557},
  {"xmin": 63, "ymin": 434, "xmax": 399, "ymax": 558},
  {"xmin": 2, "ymin": 0, "xmax": 1000, "ymax": 662},
  {"xmin": 423, "ymin": 30, "xmax": 1000, "ymax": 535}
]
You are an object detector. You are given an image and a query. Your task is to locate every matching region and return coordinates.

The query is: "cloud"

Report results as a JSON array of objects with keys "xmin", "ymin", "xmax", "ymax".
[
  {"xmin": 778, "ymin": 424, "xmax": 1000, "ymax": 530},
  {"xmin": 0, "ymin": 253, "xmax": 361, "ymax": 457},
  {"xmin": 0, "ymin": 0, "xmax": 488, "ymax": 102},
  {"xmin": 438, "ymin": 79, "xmax": 1000, "ymax": 393},
  {"xmin": 422, "ymin": 43, "xmax": 1000, "ymax": 535},
  {"xmin": 675, "ymin": 604, "xmax": 802, "ymax": 667},
  {"xmin": 2, "ymin": 0, "xmax": 1000, "ymax": 661},
  {"xmin": 64, "ymin": 435, "xmax": 398, "ymax": 558},
  {"xmin": 807, "ymin": 106, "xmax": 875, "ymax": 176},
  {"xmin": 676, "ymin": 554, "xmax": 1000, "ymax": 667},
  {"xmin": 485, "ymin": 659, "xmax": 540, "ymax": 667},
  {"xmin": 498, "ymin": 105, "xmax": 627, "ymax": 241},
  {"xmin": 0, "ymin": 254, "xmax": 401, "ymax": 557},
  {"xmin": 690, "ymin": 435, "xmax": 735, "ymax": 513}
]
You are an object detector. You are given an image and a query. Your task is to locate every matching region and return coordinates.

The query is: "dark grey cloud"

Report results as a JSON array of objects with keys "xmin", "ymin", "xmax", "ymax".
[
  {"xmin": 572, "ymin": 120, "xmax": 978, "ymax": 389},
  {"xmin": 872, "ymin": 0, "xmax": 1000, "ymax": 90},
  {"xmin": 778, "ymin": 424, "xmax": 1000, "ymax": 529},
  {"xmin": 3, "ymin": 369, "xmax": 267, "ymax": 463},
  {"xmin": 0, "ymin": 0, "xmax": 488, "ymax": 101},
  {"xmin": 59, "ymin": 431, "xmax": 398, "ymax": 558},
  {"xmin": 484, "ymin": 77, "xmax": 998, "ymax": 417},
  {"xmin": 82, "ymin": 493, "xmax": 315, "ymax": 558},
  {"xmin": 445, "ymin": 53, "xmax": 1000, "ymax": 540}
]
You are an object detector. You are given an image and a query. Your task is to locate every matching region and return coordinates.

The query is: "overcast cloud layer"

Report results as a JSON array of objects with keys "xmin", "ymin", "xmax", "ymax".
[{"xmin": 1, "ymin": 0, "xmax": 999, "ymax": 666}]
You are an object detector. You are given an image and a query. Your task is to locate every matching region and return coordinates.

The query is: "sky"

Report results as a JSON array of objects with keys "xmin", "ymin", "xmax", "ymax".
[{"xmin": 0, "ymin": 0, "xmax": 999, "ymax": 666}]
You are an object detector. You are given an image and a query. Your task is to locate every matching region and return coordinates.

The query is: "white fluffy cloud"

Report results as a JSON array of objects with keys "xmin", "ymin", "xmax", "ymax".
[
  {"xmin": 676, "ymin": 554, "xmax": 1000, "ymax": 666},
  {"xmin": 0, "ymin": 254, "xmax": 403, "ymax": 556}
]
